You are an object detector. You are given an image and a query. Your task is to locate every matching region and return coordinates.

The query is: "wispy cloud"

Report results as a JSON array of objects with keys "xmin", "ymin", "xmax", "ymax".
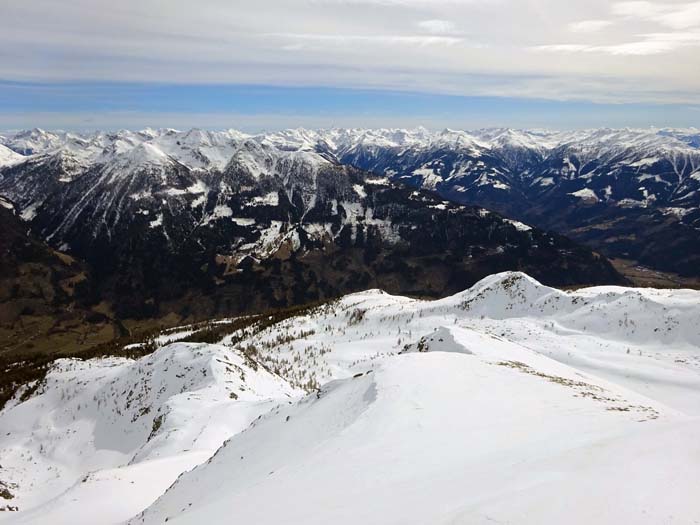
[
  {"xmin": 612, "ymin": 1, "xmax": 700, "ymax": 30},
  {"xmin": 538, "ymin": 2, "xmax": 700, "ymax": 57},
  {"xmin": 417, "ymin": 19, "xmax": 458, "ymax": 35},
  {"xmin": 535, "ymin": 30, "xmax": 700, "ymax": 56},
  {"xmin": 568, "ymin": 20, "xmax": 613, "ymax": 33},
  {"xmin": 267, "ymin": 32, "xmax": 465, "ymax": 47},
  {"xmin": 0, "ymin": 0, "xmax": 697, "ymax": 113}
]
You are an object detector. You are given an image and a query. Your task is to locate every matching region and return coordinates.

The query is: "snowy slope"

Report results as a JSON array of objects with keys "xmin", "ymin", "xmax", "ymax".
[
  {"xmin": 132, "ymin": 353, "xmax": 697, "ymax": 525},
  {"xmin": 1, "ymin": 272, "xmax": 699, "ymax": 523},
  {"xmin": 0, "ymin": 144, "xmax": 23, "ymax": 168},
  {"xmin": 0, "ymin": 343, "xmax": 299, "ymax": 521}
]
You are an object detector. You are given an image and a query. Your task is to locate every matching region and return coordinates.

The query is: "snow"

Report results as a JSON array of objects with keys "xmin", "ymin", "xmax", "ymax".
[
  {"xmin": 148, "ymin": 213, "xmax": 163, "ymax": 228},
  {"xmin": 232, "ymin": 217, "xmax": 256, "ymax": 226},
  {"xmin": 190, "ymin": 195, "xmax": 206, "ymax": 208},
  {"xmin": 2, "ymin": 128, "xmax": 698, "ymax": 178},
  {"xmin": 302, "ymin": 222, "xmax": 334, "ymax": 241},
  {"xmin": 412, "ymin": 167, "xmax": 442, "ymax": 189},
  {"xmin": 505, "ymin": 218, "xmax": 532, "ymax": 231},
  {"xmin": 2, "ymin": 272, "xmax": 700, "ymax": 524},
  {"xmin": 163, "ymin": 180, "xmax": 208, "ymax": 197},
  {"xmin": 134, "ymin": 345, "xmax": 698, "ymax": 525},
  {"xmin": 115, "ymin": 143, "xmax": 170, "ymax": 168},
  {"xmin": 3, "ymin": 127, "xmax": 699, "ymax": 246},
  {"xmin": 19, "ymin": 202, "xmax": 40, "ymax": 221},
  {"xmin": 364, "ymin": 177, "xmax": 390, "ymax": 185},
  {"xmin": 352, "ymin": 184, "xmax": 366, "ymax": 198},
  {"xmin": 0, "ymin": 343, "xmax": 298, "ymax": 523},
  {"xmin": 130, "ymin": 190, "xmax": 152, "ymax": 201},
  {"xmin": 238, "ymin": 220, "xmax": 303, "ymax": 258},
  {"xmin": 617, "ymin": 198, "xmax": 646, "ymax": 208},
  {"xmin": 246, "ymin": 191, "xmax": 279, "ymax": 207},
  {"xmin": 202, "ymin": 205, "xmax": 233, "ymax": 225},
  {"xmin": 492, "ymin": 180, "xmax": 510, "ymax": 190},
  {"xmin": 0, "ymin": 144, "xmax": 24, "ymax": 167},
  {"xmin": 185, "ymin": 180, "xmax": 208, "ymax": 194},
  {"xmin": 569, "ymin": 188, "xmax": 599, "ymax": 201},
  {"xmin": 363, "ymin": 208, "xmax": 402, "ymax": 244},
  {"xmin": 163, "ymin": 187, "xmax": 187, "ymax": 196},
  {"xmin": 630, "ymin": 156, "xmax": 661, "ymax": 167},
  {"xmin": 660, "ymin": 206, "xmax": 690, "ymax": 218}
]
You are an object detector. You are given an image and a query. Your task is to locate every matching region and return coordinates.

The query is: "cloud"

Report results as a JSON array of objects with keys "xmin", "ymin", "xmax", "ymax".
[
  {"xmin": 534, "ymin": 30, "xmax": 700, "ymax": 56},
  {"xmin": 417, "ymin": 19, "xmax": 458, "ymax": 35},
  {"xmin": 568, "ymin": 20, "xmax": 613, "ymax": 33},
  {"xmin": 268, "ymin": 32, "xmax": 465, "ymax": 47},
  {"xmin": 0, "ymin": 0, "xmax": 697, "ymax": 111},
  {"xmin": 538, "ymin": 3, "xmax": 700, "ymax": 57},
  {"xmin": 612, "ymin": 1, "xmax": 700, "ymax": 29},
  {"xmin": 310, "ymin": 0, "xmax": 485, "ymax": 4}
]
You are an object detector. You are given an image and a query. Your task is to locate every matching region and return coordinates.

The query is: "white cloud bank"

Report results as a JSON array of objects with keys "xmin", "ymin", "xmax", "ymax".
[{"xmin": 0, "ymin": 0, "xmax": 698, "ymax": 104}]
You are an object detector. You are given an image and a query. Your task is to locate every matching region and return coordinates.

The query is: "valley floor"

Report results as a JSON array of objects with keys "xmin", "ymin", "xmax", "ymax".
[
  {"xmin": 612, "ymin": 258, "xmax": 700, "ymax": 290},
  {"xmin": 1, "ymin": 272, "xmax": 699, "ymax": 524}
]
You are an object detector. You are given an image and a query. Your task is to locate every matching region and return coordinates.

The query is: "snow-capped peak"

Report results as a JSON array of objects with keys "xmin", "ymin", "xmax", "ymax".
[{"xmin": 0, "ymin": 143, "xmax": 24, "ymax": 167}]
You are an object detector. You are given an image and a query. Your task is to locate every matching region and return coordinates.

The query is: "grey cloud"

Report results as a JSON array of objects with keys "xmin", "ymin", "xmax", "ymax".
[{"xmin": 0, "ymin": 0, "xmax": 697, "ymax": 105}]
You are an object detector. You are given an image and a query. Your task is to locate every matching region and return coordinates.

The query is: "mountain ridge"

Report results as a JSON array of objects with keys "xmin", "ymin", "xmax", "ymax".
[
  {"xmin": 3, "ymin": 126, "xmax": 698, "ymax": 278},
  {"xmin": 2, "ymin": 271, "xmax": 698, "ymax": 523},
  {"xmin": 0, "ymin": 129, "xmax": 625, "ymax": 326}
]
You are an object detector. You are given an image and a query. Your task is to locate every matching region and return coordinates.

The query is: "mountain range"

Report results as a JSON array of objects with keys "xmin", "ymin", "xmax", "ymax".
[
  {"xmin": 0, "ymin": 128, "xmax": 625, "ymax": 332},
  {"xmin": 2, "ymin": 126, "xmax": 699, "ymax": 282},
  {"xmin": 267, "ymin": 126, "xmax": 700, "ymax": 276},
  {"xmin": 2, "ymin": 128, "xmax": 699, "ymax": 524}
]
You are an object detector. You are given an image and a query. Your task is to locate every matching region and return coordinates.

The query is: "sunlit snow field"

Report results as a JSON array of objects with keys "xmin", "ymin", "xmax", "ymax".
[{"xmin": 2, "ymin": 272, "xmax": 699, "ymax": 524}]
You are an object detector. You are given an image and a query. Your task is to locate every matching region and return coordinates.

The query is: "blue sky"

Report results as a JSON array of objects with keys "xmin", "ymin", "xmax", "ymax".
[
  {"xmin": 1, "ymin": 81, "xmax": 697, "ymax": 131},
  {"xmin": 1, "ymin": 0, "xmax": 699, "ymax": 131}
]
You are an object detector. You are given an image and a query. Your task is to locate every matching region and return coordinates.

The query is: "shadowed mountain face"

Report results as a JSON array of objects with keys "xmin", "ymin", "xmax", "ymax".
[
  {"xmin": 0, "ymin": 197, "xmax": 126, "ymax": 358},
  {"xmin": 0, "ymin": 129, "xmax": 624, "ymax": 322},
  {"xmin": 0, "ymin": 198, "xmax": 86, "ymax": 322}
]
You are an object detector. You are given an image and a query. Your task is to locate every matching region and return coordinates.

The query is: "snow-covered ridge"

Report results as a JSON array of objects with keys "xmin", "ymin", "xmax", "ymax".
[
  {"xmin": 4, "ymin": 126, "xmax": 697, "ymax": 220},
  {"xmin": 2, "ymin": 126, "xmax": 698, "ymax": 171},
  {"xmin": 2, "ymin": 272, "xmax": 699, "ymax": 523},
  {"xmin": 0, "ymin": 144, "xmax": 23, "ymax": 168},
  {"xmin": 0, "ymin": 128, "xmax": 334, "ymax": 173},
  {"xmin": 2, "ymin": 126, "xmax": 698, "ymax": 228},
  {"xmin": 0, "ymin": 342, "xmax": 298, "ymax": 520}
]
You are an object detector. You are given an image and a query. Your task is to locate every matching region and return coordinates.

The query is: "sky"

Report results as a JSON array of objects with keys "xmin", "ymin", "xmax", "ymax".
[{"xmin": 1, "ymin": 0, "xmax": 699, "ymax": 131}]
